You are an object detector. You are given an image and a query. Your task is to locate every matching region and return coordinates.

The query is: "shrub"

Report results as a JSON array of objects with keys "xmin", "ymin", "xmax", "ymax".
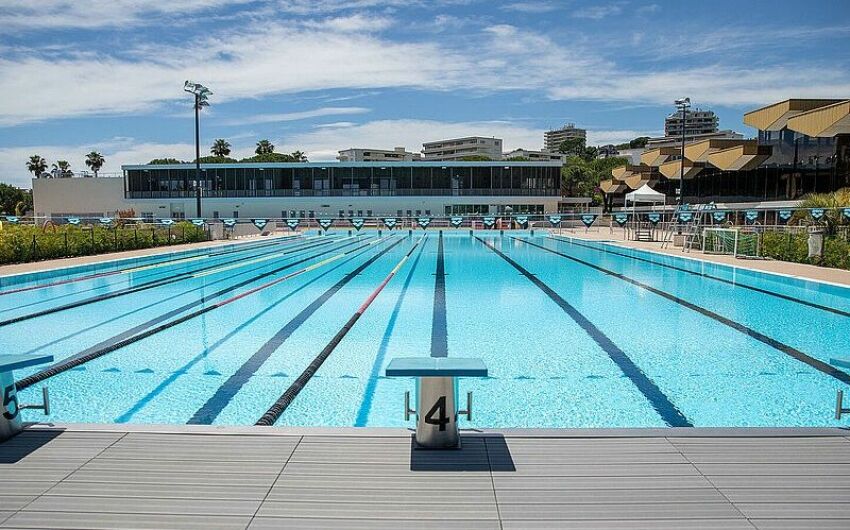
[{"xmin": 761, "ymin": 230, "xmax": 850, "ymax": 270}]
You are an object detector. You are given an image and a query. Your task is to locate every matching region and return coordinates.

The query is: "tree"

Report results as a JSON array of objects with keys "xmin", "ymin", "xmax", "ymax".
[
  {"xmin": 557, "ymin": 137, "xmax": 586, "ymax": 157},
  {"xmin": 505, "ymin": 156, "xmax": 531, "ymax": 161},
  {"xmin": 85, "ymin": 151, "xmax": 105, "ymax": 177},
  {"xmin": 459, "ymin": 155, "xmax": 491, "ymax": 161},
  {"xmin": 629, "ymin": 136, "xmax": 650, "ymax": 149},
  {"xmin": 255, "ymin": 139, "xmax": 275, "ymax": 155},
  {"xmin": 148, "ymin": 158, "xmax": 184, "ymax": 164},
  {"xmin": 240, "ymin": 151, "xmax": 309, "ymax": 163},
  {"xmin": 0, "ymin": 183, "xmax": 32, "ymax": 215},
  {"xmin": 26, "ymin": 155, "xmax": 48, "ymax": 178},
  {"xmin": 211, "ymin": 139, "xmax": 231, "ymax": 157},
  {"xmin": 52, "ymin": 160, "xmax": 73, "ymax": 178},
  {"xmin": 196, "ymin": 155, "xmax": 238, "ymax": 164},
  {"xmin": 290, "ymin": 150, "xmax": 308, "ymax": 162}
]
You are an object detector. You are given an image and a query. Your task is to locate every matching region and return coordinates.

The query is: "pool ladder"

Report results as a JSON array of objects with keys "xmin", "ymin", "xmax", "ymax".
[{"xmin": 836, "ymin": 391, "xmax": 850, "ymax": 420}]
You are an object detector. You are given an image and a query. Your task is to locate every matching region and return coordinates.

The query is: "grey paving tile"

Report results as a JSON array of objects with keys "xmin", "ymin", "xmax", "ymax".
[
  {"xmin": 493, "ymin": 475, "xmax": 715, "ymax": 490},
  {"xmin": 722, "ymin": 488, "xmax": 850, "ymax": 504},
  {"xmin": 497, "ymin": 502, "xmax": 744, "ymax": 520},
  {"xmin": 751, "ymin": 519, "xmax": 850, "ymax": 529},
  {"xmin": 501, "ymin": 520, "xmax": 755, "ymax": 529},
  {"xmin": 273, "ymin": 473, "xmax": 493, "ymax": 490},
  {"xmin": 266, "ymin": 486, "xmax": 495, "ymax": 504},
  {"xmin": 0, "ymin": 497, "xmax": 35, "ymax": 512},
  {"xmin": 696, "ymin": 463, "xmax": 850, "ymax": 476},
  {"xmin": 0, "ymin": 482, "xmax": 54, "ymax": 497},
  {"xmin": 668, "ymin": 437, "xmax": 850, "ymax": 445},
  {"xmin": 0, "ymin": 511, "xmax": 251, "ymax": 530},
  {"xmin": 22, "ymin": 495, "xmax": 261, "ymax": 517},
  {"xmin": 498, "ymin": 463, "xmax": 701, "ymax": 477},
  {"xmin": 79, "ymin": 458, "xmax": 284, "ymax": 475},
  {"xmin": 709, "ymin": 475, "xmax": 850, "ymax": 489},
  {"xmin": 64, "ymin": 469, "xmax": 279, "ymax": 487},
  {"xmin": 0, "ymin": 513, "xmax": 11, "ymax": 526},
  {"xmin": 249, "ymin": 517, "xmax": 500, "ymax": 529},
  {"xmin": 46, "ymin": 481, "xmax": 271, "ymax": 501},
  {"xmin": 736, "ymin": 503, "xmax": 850, "ymax": 519},
  {"xmin": 256, "ymin": 500, "xmax": 499, "ymax": 520},
  {"xmin": 281, "ymin": 461, "xmax": 491, "ymax": 477},
  {"xmin": 494, "ymin": 487, "xmax": 728, "ymax": 504}
]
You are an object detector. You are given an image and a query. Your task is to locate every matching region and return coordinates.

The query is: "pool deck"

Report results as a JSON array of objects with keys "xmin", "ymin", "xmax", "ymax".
[
  {"xmin": 556, "ymin": 226, "xmax": 850, "ymax": 287},
  {"xmin": 2, "ymin": 424, "xmax": 850, "ymax": 529}
]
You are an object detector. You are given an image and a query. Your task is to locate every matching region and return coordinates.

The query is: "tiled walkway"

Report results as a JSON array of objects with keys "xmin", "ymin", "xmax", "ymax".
[{"xmin": 2, "ymin": 427, "xmax": 850, "ymax": 529}]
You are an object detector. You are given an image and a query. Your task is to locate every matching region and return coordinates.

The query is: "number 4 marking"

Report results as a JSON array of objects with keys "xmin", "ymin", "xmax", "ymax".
[
  {"xmin": 423, "ymin": 396, "xmax": 450, "ymax": 431},
  {"xmin": 3, "ymin": 384, "xmax": 19, "ymax": 421}
]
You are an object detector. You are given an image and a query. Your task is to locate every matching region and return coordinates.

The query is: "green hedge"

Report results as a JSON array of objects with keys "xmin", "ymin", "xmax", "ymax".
[
  {"xmin": 0, "ymin": 222, "xmax": 208, "ymax": 265},
  {"xmin": 761, "ymin": 231, "xmax": 850, "ymax": 270}
]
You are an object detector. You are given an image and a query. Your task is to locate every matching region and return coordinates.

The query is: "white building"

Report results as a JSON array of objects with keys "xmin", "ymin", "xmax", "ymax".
[
  {"xmin": 543, "ymin": 123, "xmax": 586, "ymax": 152},
  {"xmin": 33, "ymin": 161, "xmax": 566, "ymax": 220},
  {"xmin": 645, "ymin": 130, "xmax": 743, "ymax": 149},
  {"xmin": 422, "ymin": 137, "xmax": 502, "ymax": 161},
  {"xmin": 503, "ymin": 148, "xmax": 566, "ymax": 163},
  {"xmin": 665, "ymin": 108, "xmax": 719, "ymax": 137},
  {"xmin": 337, "ymin": 147, "xmax": 421, "ymax": 162}
]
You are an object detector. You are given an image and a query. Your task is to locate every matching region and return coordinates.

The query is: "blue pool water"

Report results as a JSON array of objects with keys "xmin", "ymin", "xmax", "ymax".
[{"xmin": 4, "ymin": 231, "xmax": 850, "ymax": 428}]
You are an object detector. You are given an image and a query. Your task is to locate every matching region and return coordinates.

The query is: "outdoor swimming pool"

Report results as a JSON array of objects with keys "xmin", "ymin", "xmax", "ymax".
[{"xmin": 3, "ymin": 230, "xmax": 849, "ymax": 428}]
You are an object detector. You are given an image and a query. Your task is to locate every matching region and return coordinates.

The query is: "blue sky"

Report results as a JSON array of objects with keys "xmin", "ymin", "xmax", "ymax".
[{"xmin": 1, "ymin": 0, "xmax": 849, "ymax": 187}]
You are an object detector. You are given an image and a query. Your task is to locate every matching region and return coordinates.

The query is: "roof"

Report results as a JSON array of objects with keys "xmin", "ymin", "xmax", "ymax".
[
  {"xmin": 122, "ymin": 161, "xmax": 563, "ymax": 170},
  {"xmin": 785, "ymin": 100, "xmax": 850, "ymax": 137},
  {"xmin": 743, "ymin": 99, "xmax": 844, "ymax": 131}
]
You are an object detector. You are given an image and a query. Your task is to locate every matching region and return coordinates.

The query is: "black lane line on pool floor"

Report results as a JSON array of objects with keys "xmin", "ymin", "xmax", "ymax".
[
  {"xmin": 431, "ymin": 232, "xmax": 448, "ymax": 358},
  {"xmin": 0, "ymin": 235, "xmax": 298, "ymax": 297},
  {"xmin": 0, "ymin": 233, "xmax": 311, "ymax": 314},
  {"xmin": 188, "ymin": 236, "xmax": 405, "ymax": 425},
  {"xmin": 476, "ymin": 236, "xmax": 691, "ymax": 427},
  {"xmin": 15, "ymin": 237, "xmax": 371, "ymax": 391},
  {"xmin": 513, "ymin": 236, "xmax": 850, "ymax": 385},
  {"xmin": 0, "ymin": 235, "xmax": 337, "ymax": 327},
  {"xmin": 549, "ymin": 235, "xmax": 850, "ymax": 319},
  {"xmin": 15, "ymin": 238, "xmax": 346, "ymax": 358},
  {"xmin": 256, "ymin": 236, "xmax": 424, "ymax": 426}
]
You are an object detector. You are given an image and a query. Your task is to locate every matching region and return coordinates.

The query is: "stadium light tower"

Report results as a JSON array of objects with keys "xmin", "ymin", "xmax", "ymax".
[
  {"xmin": 184, "ymin": 81, "xmax": 212, "ymax": 217},
  {"xmin": 674, "ymin": 97, "xmax": 691, "ymax": 205}
]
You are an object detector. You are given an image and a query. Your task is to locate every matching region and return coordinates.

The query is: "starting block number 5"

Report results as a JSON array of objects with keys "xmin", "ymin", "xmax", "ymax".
[{"xmin": 2, "ymin": 383, "xmax": 18, "ymax": 421}]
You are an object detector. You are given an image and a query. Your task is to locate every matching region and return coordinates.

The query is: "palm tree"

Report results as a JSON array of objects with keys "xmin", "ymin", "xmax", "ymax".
[
  {"xmin": 26, "ymin": 155, "xmax": 48, "ymax": 178},
  {"xmin": 53, "ymin": 160, "xmax": 73, "ymax": 178},
  {"xmin": 85, "ymin": 151, "xmax": 105, "ymax": 177},
  {"xmin": 255, "ymin": 139, "xmax": 274, "ymax": 155},
  {"xmin": 211, "ymin": 139, "xmax": 231, "ymax": 157}
]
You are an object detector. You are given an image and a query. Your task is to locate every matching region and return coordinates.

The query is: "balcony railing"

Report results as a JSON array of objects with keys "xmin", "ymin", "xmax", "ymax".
[{"xmin": 126, "ymin": 188, "xmax": 560, "ymax": 199}]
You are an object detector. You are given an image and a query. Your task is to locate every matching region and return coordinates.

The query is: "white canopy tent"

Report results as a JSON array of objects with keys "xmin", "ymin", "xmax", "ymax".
[{"xmin": 625, "ymin": 183, "xmax": 666, "ymax": 205}]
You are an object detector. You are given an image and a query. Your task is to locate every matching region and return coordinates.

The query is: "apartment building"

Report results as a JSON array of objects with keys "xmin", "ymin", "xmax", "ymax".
[
  {"xmin": 543, "ymin": 123, "xmax": 587, "ymax": 152},
  {"xmin": 422, "ymin": 137, "xmax": 503, "ymax": 161},
  {"xmin": 337, "ymin": 147, "xmax": 421, "ymax": 162}
]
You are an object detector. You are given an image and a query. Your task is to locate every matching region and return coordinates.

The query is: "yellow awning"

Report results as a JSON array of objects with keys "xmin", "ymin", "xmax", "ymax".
[
  {"xmin": 600, "ymin": 179, "xmax": 627, "ymax": 194},
  {"xmin": 611, "ymin": 164, "xmax": 647, "ymax": 179},
  {"xmin": 743, "ymin": 99, "xmax": 843, "ymax": 131},
  {"xmin": 707, "ymin": 143, "xmax": 773, "ymax": 171},
  {"xmin": 640, "ymin": 147, "xmax": 678, "ymax": 167},
  {"xmin": 624, "ymin": 173, "xmax": 657, "ymax": 190},
  {"xmin": 659, "ymin": 158, "xmax": 703, "ymax": 180},
  {"xmin": 786, "ymin": 100, "xmax": 850, "ymax": 137},
  {"xmin": 684, "ymin": 139, "xmax": 748, "ymax": 163}
]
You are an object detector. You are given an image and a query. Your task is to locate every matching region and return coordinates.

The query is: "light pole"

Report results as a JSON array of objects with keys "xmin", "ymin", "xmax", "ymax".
[
  {"xmin": 674, "ymin": 97, "xmax": 690, "ymax": 206},
  {"xmin": 184, "ymin": 81, "xmax": 212, "ymax": 217}
]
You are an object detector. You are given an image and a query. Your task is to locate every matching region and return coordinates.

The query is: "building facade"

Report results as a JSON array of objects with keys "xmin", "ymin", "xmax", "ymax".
[
  {"xmin": 664, "ymin": 108, "xmax": 719, "ymax": 137},
  {"xmin": 503, "ymin": 148, "xmax": 566, "ymax": 163},
  {"xmin": 543, "ymin": 123, "xmax": 586, "ymax": 152},
  {"xmin": 33, "ymin": 161, "xmax": 563, "ymax": 219},
  {"xmin": 337, "ymin": 147, "xmax": 421, "ymax": 162},
  {"xmin": 645, "ymin": 130, "xmax": 743, "ymax": 149},
  {"xmin": 421, "ymin": 137, "xmax": 502, "ymax": 161}
]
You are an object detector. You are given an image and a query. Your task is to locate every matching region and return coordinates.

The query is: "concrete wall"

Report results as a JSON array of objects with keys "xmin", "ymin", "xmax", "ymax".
[{"xmin": 32, "ymin": 177, "xmax": 561, "ymax": 219}]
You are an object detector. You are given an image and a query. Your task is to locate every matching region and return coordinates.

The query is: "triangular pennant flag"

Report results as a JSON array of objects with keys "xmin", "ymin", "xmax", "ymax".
[
  {"xmin": 252, "ymin": 219, "xmax": 268, "ymax": 230},
  {"xmin": 745, "ymin": 210, "xmax": 759, "ymax": 223},
  {"xmin": 613, "ymin": 213, "xmax": 628, "ymax": 226},
  {"xmin": 580, "ymin": 214, "xmax": 596, "ymax": 227},
  {"xmin": 159, "ymin": 218, "xmax": 175, "ymax": 226},
  {"xmin": 5, "ymin": 216, "xmax": 19, "ymax": 223},
  {"xmin": 678, "ymin": 212, "xmax": 693, "ymax": 222},
  {"xmin": 318, "ymin": 219, "xmax": 333, "ymax": 230},
  {"xmin": 482, "ymin": 216, "xmax": 496, "ymax": 228},
  {"xmin": 712, "ymin": 211, "xmax": 727, "ymax": 222},
  {"xmin": 548, "ymin": 215, "xmax": 562, "ymax": 226},
  {"xmin": 417, "ymin": 217, "xmax": 431, "ymax": 229},
  {"xmin": 811, "ymin": 208, "xmax": 825, "ymax": 220},
  {"xmin": 286, "ymin": 218, "xmax": 300, "ymax": 230},
  {"xmin": 66, "ymin": 217, "xmax": 81, "ymax": 225},
  {"xmin": 382, "ymin": 218, "xmax": 397, "ymax": 229},
  {"xmin": 450, "ymin": 216, "xmax": 463, "ymax": 228},
  {"xmin": 99, "ymin": 217, "xmax": 113, "ymax": 225},
  {"xmin": 350, "ymin": 218, "xmax": 364, "ymax": 231},
  {"xmin": 515, "ymin": 216, "xmax": 528, "ymax": 227},
  {"xmin": 222, "ymin": 218, "xmax": 237, "ymax": 227},
  {"xmin": 778, "ymin": 210, "xmax": 793, "ymax": 222},
  {"xmin": 646, "ymin": 213, "xmax": 661, "ymax": 225},
  {"xmin": 191, "ymin": 219, "xmax": 205, "ymax": 227}
]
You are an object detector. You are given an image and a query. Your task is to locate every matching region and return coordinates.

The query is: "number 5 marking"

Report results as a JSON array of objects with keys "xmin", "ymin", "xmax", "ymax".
[{"xmin": 3, "ymin": 383, "xmax": 19, "ymax": 421}]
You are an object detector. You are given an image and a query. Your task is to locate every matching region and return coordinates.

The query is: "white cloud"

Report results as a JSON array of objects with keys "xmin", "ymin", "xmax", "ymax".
[
  {"xmin": 220, "ymin": 107, "xmax": 371, "ymax": 126},
  {"xmin": 501, "ymin": 2, "xmax": 560, "ymax": 13},
  {"xmin": 303, "ymin": 14, "xmax": 393, "ymax": 32},
  {"xmin": 572, "ymin": 3, "xmax": 623, "ymax": 19}
]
